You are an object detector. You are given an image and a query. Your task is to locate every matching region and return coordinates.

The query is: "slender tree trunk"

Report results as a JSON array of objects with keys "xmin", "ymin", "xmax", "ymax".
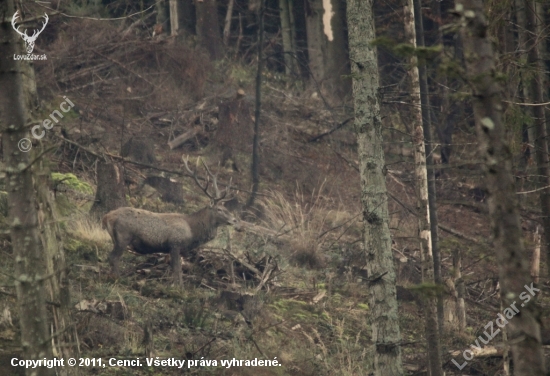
[
  {"xmin": 453, "ymin": 248, "xmax": 466, "ymax": 333},
  {"xmin": 246, "ymin": 0, "xmax": 265, "ymax": 209},
  {"xmin": 414, "ymin": 0, "xmax": 444, "ymax": 336},
  {"xmin": 0, "ymin": 2, "xmax": 55, "ymax": 374},
  {"xmin": 305, "ymin": 0, "xmax": 325, "ymax": 84},
  {"xmin": 404, "ymin": 1, "xmax": 442, "ymax": 374},
  {"xmin": 346, "ymin": 1, "xmax": 403, "ymax": 374},
  {"xmin": 279, "ymin": 0, "xmax": 295, "ymax": 75},
  {"xmin": 458, "ymin": 1, "xmax": 546, "ymax": 375},
  {"xmin": 323, "ymin": 0, "xmax": 350, "ymax": 99},
  {"xmin": 156, "ymin": 0, "xmax": 169, "ymax": 33},
  {"xmin": 515, "ymin": 0, "xmax": 535, "ymax": 157},
  {"xmin": 531, "ymin": 228, "xmax": 541, "ymax": 284},
  {"xmin": 523, "ymin": 0, "xmax": 550, "ymax": 280},
  {"xmin": 223, "ymin": 0, "xmax": 235, "ymax": 45},
  {"xmin": 430, "ymin": 0, "xmax": 454, "ymax": 166},
  {"xmin": 169, "ymin": 0, "xmax": 180, "ymax": 36}
]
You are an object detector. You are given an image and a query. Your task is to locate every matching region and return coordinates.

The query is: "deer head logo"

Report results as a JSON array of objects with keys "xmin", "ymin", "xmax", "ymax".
[{"xmin": 11, "ymin": 11, "xmax": 48, "ymax": 54}]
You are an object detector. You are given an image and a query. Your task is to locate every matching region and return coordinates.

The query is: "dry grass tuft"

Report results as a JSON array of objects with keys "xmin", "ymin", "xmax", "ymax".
[
  {"xmin": 260, "ymin": 181, "xmax": 349, "ymax": 269},
  {"xmin": 67, "ymin": 215, "xmax": 111, "ymax": 249}
]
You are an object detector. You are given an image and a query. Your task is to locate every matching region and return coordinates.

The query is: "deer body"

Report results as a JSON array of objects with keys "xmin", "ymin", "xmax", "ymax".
[{"xmin": 103, "ymin": 205, "xmax": 241, "ymax": 284}]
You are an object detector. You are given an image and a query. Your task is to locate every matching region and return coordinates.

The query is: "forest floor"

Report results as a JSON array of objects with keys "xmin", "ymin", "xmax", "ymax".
[{"xmin": 0, "ymin": 18, "xmax": 549, "ymax": 376}]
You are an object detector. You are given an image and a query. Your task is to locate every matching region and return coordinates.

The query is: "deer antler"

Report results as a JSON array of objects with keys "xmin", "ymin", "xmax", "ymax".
[
  {"xmin": 11, "ymin": 11, "xmax": 26, "ymax": 38},
  {"xmin": 11, "ymin": 11, "xmax": 49, "ymax": 53},
  {"xmin": 182, "ymin": 155, "xmax": 232, "ymax": 204}
]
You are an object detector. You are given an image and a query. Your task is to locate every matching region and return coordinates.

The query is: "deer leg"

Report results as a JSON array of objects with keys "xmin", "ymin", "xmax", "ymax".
[
  {"xmin": 108, "ymin": 244, "xmax": 125, "ymax": 276},
  {"xmin": 170, "ymin": 247, "xmax": 183, "ymax": 286}
]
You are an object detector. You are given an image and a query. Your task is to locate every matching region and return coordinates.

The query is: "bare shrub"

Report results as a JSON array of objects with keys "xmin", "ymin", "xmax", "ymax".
[
  {"xmin": 38, "ymin": 20, "xmax": 210, "ymax": 104},
  {"xmin": 260, "ymin": 182, "xmax": 339, "ymax": 269}
]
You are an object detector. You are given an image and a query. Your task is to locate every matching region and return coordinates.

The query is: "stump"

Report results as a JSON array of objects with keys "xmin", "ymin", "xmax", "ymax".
[
  {"xmin": 90, "ymin": 162, "xmax": 127, "ymax": 218},
  {"xmin": 143, "ymin": 176, "xmax": 184, "ymax": 204},
  {"xmin": 121, "ymin": 138, "xmax": 155, "ymax": 164},
  {"xmin": 213, "ymin": 92, "xmax": 254, "ymax": 170}
]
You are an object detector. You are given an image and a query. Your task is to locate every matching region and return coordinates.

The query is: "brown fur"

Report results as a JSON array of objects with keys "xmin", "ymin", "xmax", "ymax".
[{"xmin": 103, "ymin": 204, "xmax": 241, "ymax": 284}]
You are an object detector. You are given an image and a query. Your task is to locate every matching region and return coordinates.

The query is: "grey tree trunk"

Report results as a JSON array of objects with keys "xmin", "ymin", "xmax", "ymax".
[
  {"xmin": 169, "ymin": 0, "xmax": 180, "ymax": 36},
  {"xmin": 223, "ymin": 0, "xmax": 235, "ymax": 45},
  {"xmin": 279, "ymin": 0, "xmax": 297, "ymax": 75},
  {"xmin": 346, "ymin": 0, "xmax": 403, "ymax": 374},
  {"xmin": 404, "ymin": 1, "xmax": 442, "ymax": 374},
  {"xmin": 323, "ymin": 0, "xmax": 350, "ymax": 99},
  {"xmin": 0, "ymin": 2, "xmax": 55, "ymax": 374},
  {"xmin": 35, "ymin": 161, "xmax": 80, "ymax": 375},
  {"xmin": 414, "ymin": 0, "xmax": 444, "ymax": 337},
  {"xmin": 305, "ymin": 0, "xmax": 325, "ymax": 83},
  {"xmin": 523, "ymin": 0, "xmax": 550, "ymax": 280},
  {"xmin": 156, "ymin": 0, "xmax": 169, "ymax": 34},
  {"xmin": 246, "ymin": 0, "xmax": 265, "ymax": 209},
  {"xmin": 458, "ymin": 1, "xmax": 547, "ymax": 374}
]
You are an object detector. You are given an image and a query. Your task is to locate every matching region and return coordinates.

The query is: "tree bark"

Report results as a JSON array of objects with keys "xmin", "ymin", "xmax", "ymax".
[
  {"xmin": 346, "ymin": 0, "xmax": 403, "ymax": 374},
  {"xmin": 169, "ymin": 0, "xmax": 180, "ymax": 36},
  {"xmin": 414, "ymin": 0, "xmax": 444, "ymax": 337},
  {"xmin": 279, "ymin": 0, "xmax": 297, "ymax": 76},
  {"xmin": 90, "ymin": 161, "xmax": 127, "ymax": 219},
  {"xmin": 196, "ymin": 0, "xmax": 223, "ymax": 59},
  {"xmin": 323, "ymin": 0, "xmax": 350, "ymax": 99},
  {"xmin": 246, "ymin": 0, "xmax": 265, "ymax": 209},
  {"xmin": 0, "ymin": 2, "xmax": 55, "ymax": 374},
  {"xmin": 404, "ymin": 1, "xmax": 442, "ymax": 374},
  {"xmin": 458, "ymin": 1, "xmax": 546, "ymax": 374},
  {"xmin": 223, "ymin": 0, "xmax": 235, "ymax": 45},
  {"xmin": 305, "ymin": 0, "xmax": 325, "ymax": 83},
  {"xmin": 523, "ymin": 0, "xmax": 550, "ymax": 280},
  {"xmin": 35, "ymin": 161, "xmax": 80, "ymax": 375},
  {"xmin": 156, "ymin": 0, "xmax": 169, "ymax": 34}
]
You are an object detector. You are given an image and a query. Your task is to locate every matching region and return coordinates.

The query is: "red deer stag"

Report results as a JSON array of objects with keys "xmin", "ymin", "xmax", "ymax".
[{"xmin": 103, "ymin": 156, "xmax": 242, "ymax": 285}]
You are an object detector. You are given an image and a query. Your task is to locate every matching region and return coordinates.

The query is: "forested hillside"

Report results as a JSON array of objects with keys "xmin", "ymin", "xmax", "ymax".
[{"xmin": 0, "ymin": 0, "xmax": 549, "ymax": 375}]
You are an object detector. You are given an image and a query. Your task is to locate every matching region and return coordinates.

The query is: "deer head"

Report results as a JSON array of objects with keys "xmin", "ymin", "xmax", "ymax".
[
  {"xmin": 182, "ymin": 155, "xmax": 243, "ymax": 231},
  {"xmin": 11, "ymin": 11, "xmax": 48, "ymax": 54}
]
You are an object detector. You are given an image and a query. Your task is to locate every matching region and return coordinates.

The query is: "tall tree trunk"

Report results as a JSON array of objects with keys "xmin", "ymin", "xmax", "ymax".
[
  {"xmin": 414, "ymin": 0, "xmax": 444, "ymax": 336},
  {"xmin": 223, "ymin": 0, "xmax": 235, "ymax": 45},
  {"xmin": 346, "ymin": 1, "xmax": 403, "ymax": 374},
  {"xmin": 404, "ymin": 1, "xmax": 442, "ymax": 374},
  {"xmin": 0, "ymin": 2, "xmax": 55, "ymax": 374},
  {"xmin": 156, "ymin": 0, "xmax": 169, "ymax": 34},
  {"xmin": 196, "ymin": 0, "xmax": 223, "ymax": 59},
  {"xmin": 458, "ymin": 1, "xmax": 546, "ymax": 375},
  {"xmin": 169, "ymin": 0, "xmax": 180, "ymax": 36},
  {"xmin": 19, "ymin": 24, "xmax": 80, "ymax": 373},
  {"xmin": 246, "ymin": 0, "xmax": 265, "ymax": 209},
  {"xmin": 515, "ymin": 0, "xmax": 535, "ymax": 163},
  {"xmin": 35, "ymin": 159, "xmax": 80, "ymax": 375},
  {"xmin": 523, "ymin": 0, "xmax": 550, "ymax": 280},
  {"xmin": 430, "ymin": 0, "xmax": 454, "ymax": 165},
  {"xmin": 280, "ymin": 0, "xmax": 297, "ymax": 75},
  {"xmin": 305, "ymin": 0, "xmax": 325, "ymax": 84},
  {"xmin": 323, "ymin": 0, "xmax": 350, "ymax": 99}
]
